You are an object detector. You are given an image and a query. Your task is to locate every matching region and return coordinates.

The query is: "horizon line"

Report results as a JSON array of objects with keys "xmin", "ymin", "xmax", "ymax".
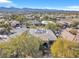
[{"xmin": 0, "ymin": 6, "xmax": 79, "ymax": 11}]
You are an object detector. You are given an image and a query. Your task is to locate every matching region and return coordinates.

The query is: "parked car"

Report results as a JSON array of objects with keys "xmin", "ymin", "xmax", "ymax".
[{"xmin": 0, "ymin": 35, "xmax": 8, "ymax": 39}]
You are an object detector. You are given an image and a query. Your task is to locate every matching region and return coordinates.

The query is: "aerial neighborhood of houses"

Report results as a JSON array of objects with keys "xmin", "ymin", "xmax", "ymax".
[
  {"xmin": 0, "ymin": 11, "xmax": 79, "ymax": 58},
  {"xmin": 0, "ymin": 0, "xmax": 79, "ymax": 57},
  {"xmin": 0, "ymin": 14, "xmax": 57, "ymax": 42},
  {"xmin": 0, "ymin": 12, "xmax": 79, "ymax": 43}
]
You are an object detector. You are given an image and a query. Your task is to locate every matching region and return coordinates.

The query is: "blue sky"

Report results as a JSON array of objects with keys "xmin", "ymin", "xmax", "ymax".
[{"xmin": 0, "ymin": 0, "xmax": 79, "ymax": 11}]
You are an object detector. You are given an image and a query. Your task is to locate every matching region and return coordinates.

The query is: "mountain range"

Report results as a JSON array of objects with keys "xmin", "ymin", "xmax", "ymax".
[{"xmin": 0, "ymin": 7, "xmax": 79, "ymax": 13}]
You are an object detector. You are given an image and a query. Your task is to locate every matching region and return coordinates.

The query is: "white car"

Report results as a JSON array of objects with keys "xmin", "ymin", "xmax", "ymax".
[{"xmin": 0, "ymin": 35, "xmax": 8, "ymax": 39}]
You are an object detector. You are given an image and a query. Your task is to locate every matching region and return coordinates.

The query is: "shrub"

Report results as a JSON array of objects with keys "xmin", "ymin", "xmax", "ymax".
[
  {"xmin": 0, "ymin": 33, "xmax": 43, "ymax": 58},
  {"xmin": 45, "ymin": 23, "xmax": 60, "ymax": 32},
  {"xmin": 51, "ymin": 38, "xmax": 79, "ymax": 58}
]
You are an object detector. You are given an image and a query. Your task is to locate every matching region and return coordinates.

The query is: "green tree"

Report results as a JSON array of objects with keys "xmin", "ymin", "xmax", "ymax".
[
  {"xmin": 10, "ymin": 14, "xmax": 26, "ymax": 23},
  {"xmin": 45, "ymin": 23, "xmax": 60, "ymax": 32},
  {"xmin": 0, "ymin": 21, "xmax": 11, "ymax": 33},
  {"xmin": 41, "ymin": 16, "xmax": 50, "ymax": 21}
]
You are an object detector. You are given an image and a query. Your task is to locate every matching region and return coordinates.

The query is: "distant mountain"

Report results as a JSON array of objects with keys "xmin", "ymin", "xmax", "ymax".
[
  {"xmin": 0, "ymin": 7, "xmax": 79, "ymax": 13},
  {"xmin": 0, "ymin": 7, "xmax": 21, "ymax": 12}
]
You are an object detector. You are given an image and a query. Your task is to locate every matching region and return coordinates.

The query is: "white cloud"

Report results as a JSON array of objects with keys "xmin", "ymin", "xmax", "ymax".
[
  {"xmin": 40, "ymin": 6, "xmax": 79, "ymax": 11},
  {"xmin": 0, "ymin": 0, "xmax": 11, "ymax": 3},
  {"xmin": 0, "ymin": 0, "xmax": 17, "ymax": 8},
  {"xmin": 67, "ymin": 6, "xmax": 79, "ymax": 9},
  {"xmin": 62, "ymin": 6, "xmax": 79, "ymax": 11}
]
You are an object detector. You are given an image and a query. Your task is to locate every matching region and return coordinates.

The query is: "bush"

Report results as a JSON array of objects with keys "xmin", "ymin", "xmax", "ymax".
[
  {"xmin": 51, "ymin": 38, "xmax": 79, "ymax": 58},
  {"xmin": 0, "ymin": 21, "xmax": 11, "ymax": 32},
  {"xmin": 45, "ymin": 23, "xmax": 60, "ymax": 32},
  {"xmin": 0, "ymin": 33, "xmax": 43, "ymax": 58}
]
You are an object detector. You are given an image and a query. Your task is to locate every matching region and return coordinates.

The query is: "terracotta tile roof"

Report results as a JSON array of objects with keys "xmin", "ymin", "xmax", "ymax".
[
  {"xmin": 61, "ymin": 29, "xmax": 75, "ymax": 41},
  {"xmin": 61, "ymin": 28, "xmax": 79, "ymax": 42}
]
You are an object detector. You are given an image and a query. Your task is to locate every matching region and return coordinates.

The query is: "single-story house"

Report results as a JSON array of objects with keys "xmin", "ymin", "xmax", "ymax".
[
  {"xmin": 27, "ymin": 20, "xmax": 42, "ymax": 26},
  {"xmin": 60, "ymin": 28, "xmax": 79, "ymax": 42},
  {"xmin": 10, "ymin": 20, "xmax": 22, "ymax": 28},
  {"xmin": 31, "ymin": 20, "xmax": 42, "ymax": 26},
  {"xmin": 29, "ymin": 29, "xmax": 57, "ymax": 42},
  {"xmin": 56, "ymin": 20, "xmax": 71, "ymax": 29},
  {"xmin": 61, "ymin": 28, "xmax": 75, "ymax": 41},
  {"xmin": 41, "ymin": 21, "xmax": 54, "ymax": 25}
]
